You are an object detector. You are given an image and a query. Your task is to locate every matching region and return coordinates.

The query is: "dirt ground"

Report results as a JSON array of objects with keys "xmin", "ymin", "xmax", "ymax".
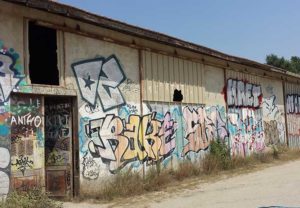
[{"xmin": 64, "ymin": 159, "xmax": 300, "ymax": 208}]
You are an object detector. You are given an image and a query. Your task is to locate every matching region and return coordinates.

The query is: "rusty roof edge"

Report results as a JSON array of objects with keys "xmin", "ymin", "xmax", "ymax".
[{"xmin": 3, "ymin": 0, "xmax": 299, "ymax": 80}]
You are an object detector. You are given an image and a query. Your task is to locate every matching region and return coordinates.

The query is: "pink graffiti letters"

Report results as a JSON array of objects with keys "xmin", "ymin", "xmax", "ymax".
[
  {"xmin": 182, "ymin": 106, "xmax": 228, "ymax": 156},
  {"xmin": 225, "ymin": 79, "xmax": 265, "ymax": 157},
  {"xmin": 228, "ymin": 108, "xmax": 264, "ymax": 157},
  {"xmin": 158, "ymin": 112, "xmax": 177, "ymax": 157}
]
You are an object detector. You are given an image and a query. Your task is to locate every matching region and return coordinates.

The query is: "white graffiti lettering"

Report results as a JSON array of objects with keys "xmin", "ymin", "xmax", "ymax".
[
  {"xmin": 11, "ymin": 112, "xmax": 42, "ymax": 128},
  {"xmin": 72, "ymin": 55, "xmax": 126, "ymax": 112}
]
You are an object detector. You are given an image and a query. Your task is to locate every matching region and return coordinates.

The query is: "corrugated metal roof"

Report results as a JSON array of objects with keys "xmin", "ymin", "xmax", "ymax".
[{"xmin": 2, "ymin": 0, "xmax": 298, "ymax": 78}]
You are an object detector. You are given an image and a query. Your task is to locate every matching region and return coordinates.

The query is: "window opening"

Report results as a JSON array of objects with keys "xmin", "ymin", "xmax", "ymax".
[
  {"xmin": 173, "ymin": 89, "xmax": 183, "ymax": 102},
  {"xmin": 28, "ymin": 21, "xmax": 59, "ymax": 85}
]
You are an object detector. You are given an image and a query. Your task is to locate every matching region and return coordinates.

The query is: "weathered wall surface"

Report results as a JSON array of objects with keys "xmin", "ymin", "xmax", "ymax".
[
  {"xmin": 13, "ymin": 26, "xmax": 290, "ymax": 193},
  {"xmin": 64, "ymin": 32, "xmax": 141, "ymax": 192},
  {"xmin": 0, "ymin": 10, "xmax": 25, "ymax": 198},
  {"xmin": 10, "ymin": 95, "xmax": 44, "ymax": 191},
  {"xmin": 225, "ymin": 70, "xmax": 286, "ymax": 156},
  {"xmin": 285, "ymin": 82, "xmax": 300, "ymax": 148},
  {"xmin": 0, "ymin": 0, "xmax": 299, "ymax": 196}
]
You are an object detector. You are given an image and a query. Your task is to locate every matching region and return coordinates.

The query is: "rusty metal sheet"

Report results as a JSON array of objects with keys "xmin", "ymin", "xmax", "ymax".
[{"xmin": 46, "ymin": 170, "xmax": 66, "ymax": 196}]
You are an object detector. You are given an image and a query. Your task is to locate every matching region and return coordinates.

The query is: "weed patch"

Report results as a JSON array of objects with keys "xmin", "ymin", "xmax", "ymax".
[
  {"xmin": 80, "ymin": 143, "xmax": 300, "ymax": 202},
  {"xmin": 0, "ymin": 189, "xmax": 62, "ymax": 208},
  {"xmin": 93, "ymin": 171, "xmax": 144, "ymax": 200},
  {"xmin": 172, "ymin": 161, "xmax": 201, "ymax": 180}
]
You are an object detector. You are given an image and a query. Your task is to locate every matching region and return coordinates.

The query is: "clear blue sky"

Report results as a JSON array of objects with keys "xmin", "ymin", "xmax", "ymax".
[{"xmin": 59, "ymin": 0, "xmax": 300, "ymax": 63}]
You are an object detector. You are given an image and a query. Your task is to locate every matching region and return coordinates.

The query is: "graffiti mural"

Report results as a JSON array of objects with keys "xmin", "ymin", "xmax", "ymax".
[
  {"xmin": 262, "ymin": 96, "xmax": 280, "ymax": 119},
  {"xmin": 226, "ymin": 79, "xmax": 262, "ymax": 108},
  {"xmin": 0, "ymin": 50, "xmax": 23, "ymax": 104},
  {"xmin": 10, "ymin": 95, "xmax": 43, "ymax": 190},
  {"xmin": 263, "ymin": 121, "xmax": 280, "ymax": 145},
  {"xmin": 44, "ymin": 99, "xmax": 73, "ymax": 195},
  {"xmin": 12, "ymin": 155, "xmax": 34, "ymax": 176},
  {"xmin": 11, "ymin": 97, "xmax": 42, "ymax": 143},
  {"xmin": 82, "ymin": 153, "xmax": 100, "ymax": 180},
  {"xmin": 286, "ymin": 94, "xmax": 300, "ymax": 114},
  {"xmin": 72, "ymin": 55, "xmax": 126, "ymax": 112},
  {"xmin": 45, "ymin": 100, "xmax": 72, "ymax": 166},
  {"xmin": 0, "ymin": 40, "xmax": 24, "ymax": 198},
  {"xmin": 262, "ymin": 95, "xmax": 285, "ymax": 145},
  {"xmin": 225, "ymin": 79, "xmax": 264, "ymax": 156},
  {"xmin": 79, "ymin": 100, "xmax": 229, "ymax": 178},
  {"xmin": 286, "ymin": 94, "xmax": 300, "ymax": 147},
  {"xmin": 84, "ymin": 111, "xmax": 177, "ymax": 174},
  {"xmin": 228, "ymin": 108, "xmax": 264, "ymax": 156},
  {"xmin": 182, "ymin": 106, "xmax": 228, "ymax": 155},
  {"xmin": 0, "ymin": 147, "xmax": 10, "ymax": 197}
]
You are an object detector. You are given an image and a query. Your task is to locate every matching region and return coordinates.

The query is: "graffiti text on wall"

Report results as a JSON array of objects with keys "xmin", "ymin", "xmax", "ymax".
[
  {"xmin": 84, "ymin": 112, "xmax": 177, "ymax": 175},
  {"xmin": 0, "ymin": 42, "xmax": 23, "ymax": 104},
  {"xmin": 12, "ymin": 155, "xmax": 33, "ymax": 176},
  {"xmin": 262, "ymin": 95, "xmax": 285, "ymax": 145},
  {"xmin": 225, "ymin": 79, "xmax": 264, "ymax": 156},
  {"xmin": 286, "ymin": 94, "xmax": 300, "ymax": 114},
  {"xmin": 72, "ymin": 55, "xmax": 126, "ymax": 112},
  {"xmin": 228, "ymin": 108, "xmax": 264, "ymax": 156},
  {"xmin": 11, "ymin": 96, "xmax": 43, "ymax": 151},
  {"xmin": 286, "ymin": 94, "xmax": 300, "ymax": 147},
  {"xmin": 45, "ymin": 101, "xmax": 71, "ymax": 166},
  {"xmin": 0, "ymin": 40, "xmax": 24, "ymax": 198},
  {"xmin": 226, "ymin": 79, "xmax": 262, "ymax": 108},
  {"xmin": 182, "ymin": 106, "xmax": 228, "ymax": 155}
]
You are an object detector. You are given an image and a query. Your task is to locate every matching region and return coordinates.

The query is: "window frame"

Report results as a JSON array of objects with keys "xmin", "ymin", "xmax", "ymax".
[{"xmin": 24, "ymin": 19, "xmax": 65, "ymax": 87}]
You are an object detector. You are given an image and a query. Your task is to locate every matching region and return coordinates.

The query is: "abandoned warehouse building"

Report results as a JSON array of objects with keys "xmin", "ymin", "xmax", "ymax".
[{"xmin": 0, "ymin": 0, "xmax": 300, "ymax": 198}]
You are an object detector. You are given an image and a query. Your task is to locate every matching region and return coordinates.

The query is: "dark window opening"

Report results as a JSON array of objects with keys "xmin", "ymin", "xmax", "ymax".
[
  {"xmin": 173, "ymin": 89, "xmax": 183, "ymax": 102},
  {"xmin": 29, "ymin": 22, "xmax": 59, "ymax": 85}
]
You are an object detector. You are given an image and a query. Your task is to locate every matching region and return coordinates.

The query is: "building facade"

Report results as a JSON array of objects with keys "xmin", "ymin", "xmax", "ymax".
[{"xmin": 0, "ymin": 0, "xmax": 299, "ymax": 198}]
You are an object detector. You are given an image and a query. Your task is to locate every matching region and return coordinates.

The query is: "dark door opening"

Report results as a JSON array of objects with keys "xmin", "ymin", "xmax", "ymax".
[{"xmin": 44, "ymin": 97, "xmax": 73, "ymax": 197}]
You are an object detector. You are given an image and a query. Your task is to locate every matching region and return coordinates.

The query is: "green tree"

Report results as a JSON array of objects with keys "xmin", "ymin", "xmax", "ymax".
[{"xmin": 266, "ymin": 54, "xmax": 300, "ymax": 74}]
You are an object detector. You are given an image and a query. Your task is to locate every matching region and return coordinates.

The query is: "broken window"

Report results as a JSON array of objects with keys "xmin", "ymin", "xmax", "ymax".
[
  {"xmin": 28, "ymin": 21, "xmax": 59, "ymax": 85},
  {"xmin": 173, "ymin": 89, "xmax": 183, "ymax": 102}
]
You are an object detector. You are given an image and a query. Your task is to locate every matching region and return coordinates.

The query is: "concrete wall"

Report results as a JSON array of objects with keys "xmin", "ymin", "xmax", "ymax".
[{"xmin": 0, "ymin": 0, "xmax": 299, "ymax": 197}]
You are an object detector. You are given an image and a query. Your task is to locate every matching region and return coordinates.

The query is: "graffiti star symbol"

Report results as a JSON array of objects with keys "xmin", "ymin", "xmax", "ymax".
[{"xmin": 83, "ymin": 75, "xmax": 95, "ymax": 90}]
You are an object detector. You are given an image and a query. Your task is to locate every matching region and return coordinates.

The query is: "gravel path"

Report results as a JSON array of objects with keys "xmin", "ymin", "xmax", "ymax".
[{"xmin": 64, "ymin": 159, "xmax": 300, "ymax": 208}]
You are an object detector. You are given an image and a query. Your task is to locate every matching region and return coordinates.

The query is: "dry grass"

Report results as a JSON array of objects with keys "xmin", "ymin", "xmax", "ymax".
[
  {"xmin": 0, "ymin": 189, "xmax": 62, "ymax": 208},
  {"xmin": 172, "ymin": 161, "xmax": 201, "ymax": 180},
  {"xmin": 81, "ymin": 142, "xmax": 300, "ymax": 202},
  {"xmin": 85, "ymin": 171, "xmax": 145, "ymax": 201},
  {"xmin": 144, "ymin": 167, "xmax": 173, "ymax": 191}
]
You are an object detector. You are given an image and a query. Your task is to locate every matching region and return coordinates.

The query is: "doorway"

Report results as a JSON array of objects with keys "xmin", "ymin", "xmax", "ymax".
[{"xmin": 44, "ymin": 97, "xmax": 73, "ymax": 197}]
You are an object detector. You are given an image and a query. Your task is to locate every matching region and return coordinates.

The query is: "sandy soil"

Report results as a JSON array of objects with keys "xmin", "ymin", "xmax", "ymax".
[{"xmin": 64, "ymin": 159, "xmax": 300, "ymax": 208}]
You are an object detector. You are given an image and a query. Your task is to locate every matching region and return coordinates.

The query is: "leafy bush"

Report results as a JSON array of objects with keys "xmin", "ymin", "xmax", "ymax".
[
  {"xmin": 271, "ymin": 145, "xmax": 279, "ymax": 159},
  {"xmin": 202, "ymin": 139, "xmax": 231, "ymax": 173},
  {"xmin": 0, "ymin": 189, "xmax": 62, "ymax": 208}
]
